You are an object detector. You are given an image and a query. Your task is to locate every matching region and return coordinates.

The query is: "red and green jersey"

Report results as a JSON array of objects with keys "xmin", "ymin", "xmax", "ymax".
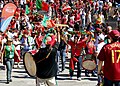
[
  {"xmin": 98, "ymin": 42, "xmax": 120, "ymax": 81},
  {"xmin": 68, "ymin": 39, "xmax": 86, "ymax": 57}
]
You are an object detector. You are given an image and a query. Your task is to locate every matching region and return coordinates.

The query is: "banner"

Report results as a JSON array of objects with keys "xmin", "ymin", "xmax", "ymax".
[
  {"xmin": 0, "ymin": 3, "xmax": 16, "ymax": 30},
  {"xmin": 0, "ymin": 16, "xmax": 14, "ymax": 32},
  {"xmin": 1, "ymin": 3, "xmax": 17, "ymax": 20}
]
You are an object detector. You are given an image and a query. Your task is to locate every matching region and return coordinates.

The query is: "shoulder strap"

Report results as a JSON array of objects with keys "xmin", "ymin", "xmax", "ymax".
[{"xmin": 36, "ymin": 48, "xmax": 53, "ymax": 63}]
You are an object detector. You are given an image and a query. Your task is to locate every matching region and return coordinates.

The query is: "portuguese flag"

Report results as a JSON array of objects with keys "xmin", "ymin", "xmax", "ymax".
[
  {"xmin": 42, "ymin": 15, "xmax": 55, "ymax": 28},
  {"xmin": 36, "ymin": 0, "xmax": 49, "ymax": 11},
  {"xmin": 25, "ymin": 5, "xmax": 30, "ymax": 14}
]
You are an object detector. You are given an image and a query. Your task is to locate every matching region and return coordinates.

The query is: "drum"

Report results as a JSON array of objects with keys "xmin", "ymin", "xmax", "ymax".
[
  {"xmin": 82, "ymin": 54, "xmax": 96, "ymax": 71},
  {"xmin": 23, "ymin": 49, "xmax": 51, "ymax": 77},
  {"xmin": 23, "ymin": 52, "xmax": 37, "ymax": 77}
]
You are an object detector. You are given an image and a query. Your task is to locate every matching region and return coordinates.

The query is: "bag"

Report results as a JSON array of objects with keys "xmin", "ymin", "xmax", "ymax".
[{"xmin": 3, "ymin": 57, "xmax": 6, "ymax": 65}]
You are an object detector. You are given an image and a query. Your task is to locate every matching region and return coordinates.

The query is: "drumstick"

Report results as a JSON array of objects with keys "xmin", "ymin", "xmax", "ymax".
[{"xmin": 55, "ymin": 24, "xmax": 69, "ymax": 27}]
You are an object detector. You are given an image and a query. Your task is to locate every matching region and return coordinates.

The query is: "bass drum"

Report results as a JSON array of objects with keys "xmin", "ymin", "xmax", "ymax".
[
  {"xmin": 23, "ymin": 51, "xmax": 37, "ymax": 77},
  {"xmin": 82, "ymin": 54, "xmax": 96, "ymax": 71}
]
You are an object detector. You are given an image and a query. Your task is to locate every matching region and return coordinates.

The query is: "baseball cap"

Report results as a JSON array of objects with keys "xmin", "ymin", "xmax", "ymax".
[{"xmin": 109, "ymin": 30, "xmax": 120, "ymax": 39}]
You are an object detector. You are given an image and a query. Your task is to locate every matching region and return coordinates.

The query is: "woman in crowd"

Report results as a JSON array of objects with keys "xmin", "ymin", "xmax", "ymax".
[{"xmin": 2, "ymin": 38, "xmax": 20, "ymax": 84}]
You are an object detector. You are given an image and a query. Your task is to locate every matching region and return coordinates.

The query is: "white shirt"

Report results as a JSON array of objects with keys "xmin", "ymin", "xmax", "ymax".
[
  {"xmin": 7, "ymin": 31, "xmax": 14, "ymax": 39},
  {"xmin": 100, "ymin": 14, "xmax": 105, "ymax": 23},
  {"xmin": 20, "ymin": 0, "xmax": 26, "ymax": 5},
  {"xmin": 96, "ymin": 42, "xmax": 106, "ymax": 54},
  {"xmin": 13, "ymin": 40, "xmax": 21, "ymax": 50},
  {"xmin": 87, "ymin": 13, "xmax": 91, "ymax": 24}
]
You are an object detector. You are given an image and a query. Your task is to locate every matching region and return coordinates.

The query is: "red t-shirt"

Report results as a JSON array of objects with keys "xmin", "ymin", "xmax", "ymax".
[
  {"xmin": 75, "ymin": 13, "xmax": 81, "ymax": 22},
  {"xmin": 98, "ymin": 42, "xmax": 120, "ymax": 81},
  {"xmin": 68, "ymin": 39, "xmax": 86, "ymax": 57}
]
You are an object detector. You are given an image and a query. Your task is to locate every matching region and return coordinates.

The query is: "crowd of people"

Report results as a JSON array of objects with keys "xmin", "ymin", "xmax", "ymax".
[{"xmin": 0, "ymin": 0, "xmax": 120, "ymax": 86}]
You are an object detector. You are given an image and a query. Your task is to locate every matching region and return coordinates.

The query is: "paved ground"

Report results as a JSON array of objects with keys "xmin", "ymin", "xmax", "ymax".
[{"xmin": 0, "ymin": 57, "xmax": 98, "ymax": 86}]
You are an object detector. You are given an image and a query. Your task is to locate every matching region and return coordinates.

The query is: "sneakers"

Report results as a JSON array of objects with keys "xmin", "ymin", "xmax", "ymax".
[
  {"xmin": 77, "ymin": 77, "xmax": 81, "ymax": 81},
  {"xmin": 85, "ymin": 73, "xmax": 90, "ymax": 77},
  {"xmin": 9, "ymin": 79, "xmax": 12, "ymax": 82},
  {"xmin": 6, "ymin": 79, "xmax": 12, "ymax": 84},
  {"xmin": 70, "ymin": 76, "xmax": 72, "ymax": 80},
  {"xmin": 6, "ymin": 81, "xmax": 9, "ymax": 84},
  {"xmin": 92, "ymin": 72, "xmax": 97, "ymax": 77},
  {"xmin": 92, "ymin": 74, "xmax": 97, "ymax": 77},
  {"xmin": 17, "ymin": 65, "xmax": 21, "ymax": 68}
]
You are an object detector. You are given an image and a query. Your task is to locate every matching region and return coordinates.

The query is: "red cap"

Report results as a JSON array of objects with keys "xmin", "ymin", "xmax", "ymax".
[{"xmin": 109, "ymin": 30, "xmax": 120, "ymax": 38}]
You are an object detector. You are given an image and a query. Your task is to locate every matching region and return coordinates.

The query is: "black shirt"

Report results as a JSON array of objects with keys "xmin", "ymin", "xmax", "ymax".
[{"xmin": 33, "ymin": 42, "xmax": 59, "ymax": 79}]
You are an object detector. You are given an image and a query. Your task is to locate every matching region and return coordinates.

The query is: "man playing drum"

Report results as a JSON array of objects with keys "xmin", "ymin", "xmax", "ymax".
[
  {"xmin": 98, "ymin": 30, "xmax": 120, "ymax": 86},
  {"xmin": 68, "ymin": 33, "xmax": 91, "ymax": 80},
  {"xmin": 33, "ymin": 27, "xmax": 60, "ymax": 86},
  {"xmin": 84, "ymin": 36, "xmax": 97, "ymax": 77}
]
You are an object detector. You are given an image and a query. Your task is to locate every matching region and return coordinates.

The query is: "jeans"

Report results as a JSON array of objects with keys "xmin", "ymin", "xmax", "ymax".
[
  {"xmin": 104, "ymin": 77, "xmax": 120, "ymax": 86},
  {"xmin": 98, "ymin": 75, "xmax": 103, "ymax": 84},
  {"xmin": 5, "ymin": 58, "xmax": 14, "ymax": 81},
  {"xmin": 57, "ymin": 49, "xmax": 66, "ymax": 72},
  {"xmin": 70, "ymin": 56, "xmax": 82, "ymax": 78},
  {"xmin": 60, "ymin": 49, "xmax": 66, "ymax": 71},
  {"xmin": 81, "ymin": 19, "xmax": 86, "ymax": 28}
]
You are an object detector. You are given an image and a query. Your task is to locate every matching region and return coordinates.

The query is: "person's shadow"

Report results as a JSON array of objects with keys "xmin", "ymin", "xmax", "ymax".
[
  {"xmin": 0, "ymin": 65, "xmax": 5, "ymax": 70},
  {"xmin": 0, "ymin": 80, "xmax": 7, "ymax": 84}
]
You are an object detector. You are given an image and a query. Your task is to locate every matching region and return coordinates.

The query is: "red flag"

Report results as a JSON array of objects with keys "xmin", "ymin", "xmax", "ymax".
[
  {"xmin": 42, "ymin": 1, "xmax": 49, "ymax": 11},
  {"xmin": 46, "ymin": 20, "xmax": 55, "ymax": 28}
]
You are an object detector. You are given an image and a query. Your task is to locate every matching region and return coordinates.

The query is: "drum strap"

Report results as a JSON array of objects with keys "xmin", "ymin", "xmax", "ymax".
[{"xmin": 36, "ymin": 48, "xmax": 53, "ymax": 63}]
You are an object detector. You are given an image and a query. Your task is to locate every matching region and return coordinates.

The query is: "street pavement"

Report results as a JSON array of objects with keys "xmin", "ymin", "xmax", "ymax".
[{"xmin": 0, "ymin": 57, "xmax": 98, "ymax": 86}]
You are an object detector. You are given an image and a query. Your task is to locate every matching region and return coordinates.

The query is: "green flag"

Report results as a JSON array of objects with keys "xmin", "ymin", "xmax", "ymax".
[
  {"xmin": 25, "ymin": 5, "xmax": 30, "ymax": 14},
  {"xmin": 80, "ymin": 29, "xmax": 87, "ymax": 35},
  {"xmin": 42, "ymin": 15, "xmax": 49, "ymax": 27},
  {"xmin": 36, "ymin": 0, "xmax": 42, "ymax": 10}
]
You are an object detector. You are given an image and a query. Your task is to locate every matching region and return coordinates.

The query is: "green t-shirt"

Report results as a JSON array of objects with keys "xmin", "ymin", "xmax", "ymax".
[{"xmin": 5, "ymin": 44, "xmax": 15, "ymax": 59}]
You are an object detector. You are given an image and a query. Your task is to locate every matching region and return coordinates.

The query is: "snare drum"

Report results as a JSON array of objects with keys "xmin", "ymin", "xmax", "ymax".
[{"xmin": 82, "ymin": 54, "xmax": 96, "ymax": 71}]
